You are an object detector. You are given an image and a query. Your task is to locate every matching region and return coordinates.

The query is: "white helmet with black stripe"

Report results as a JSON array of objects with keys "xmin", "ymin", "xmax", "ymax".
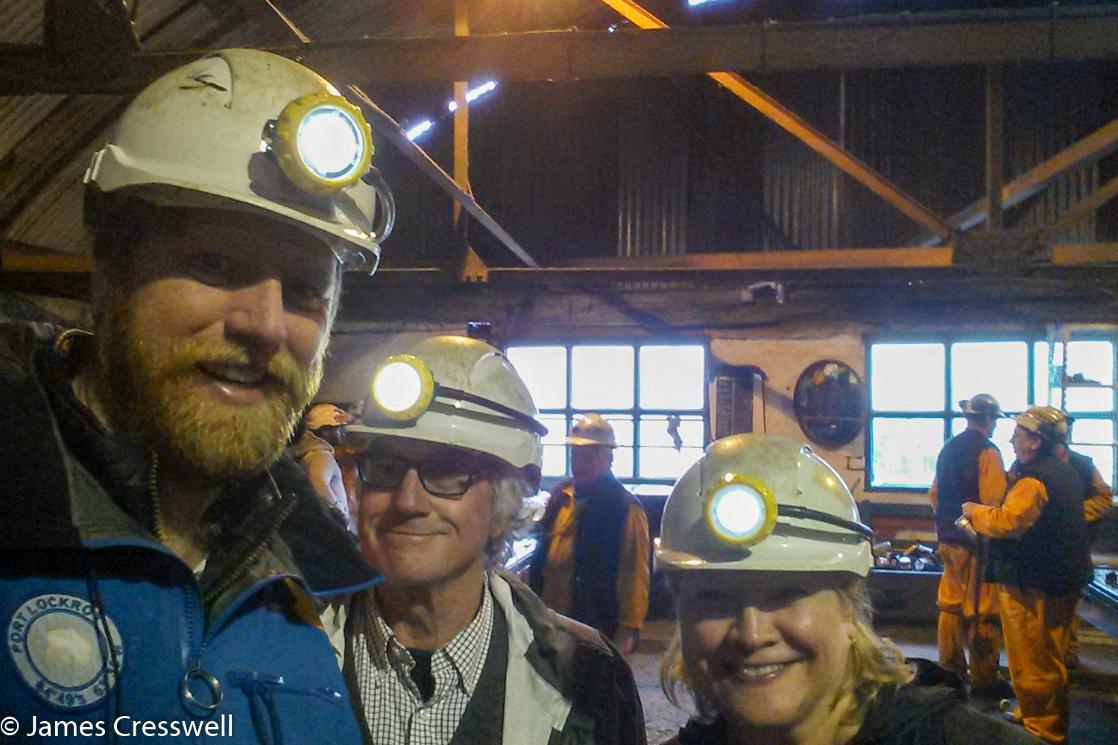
[
  {"xmin": 84, "ymin": 48, "xmax": 394, "ymax": 273},
  {"xmin": 346, "ymin": 335, "xmax": 545, "ymax": 488},
  {"xmin": 658, "ymin": 434, "xmax": 873, "ymax": 576}
]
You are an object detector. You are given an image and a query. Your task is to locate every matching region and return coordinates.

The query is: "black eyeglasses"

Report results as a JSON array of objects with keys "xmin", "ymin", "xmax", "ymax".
[{"xmin": 355, "ymin": 451, "xmax": 490, "ymax": 498}]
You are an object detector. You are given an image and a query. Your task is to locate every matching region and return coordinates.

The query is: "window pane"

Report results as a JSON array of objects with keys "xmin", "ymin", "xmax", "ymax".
[
  {"xmin": 870, "ymin": 418, "xmax": 944, "ymax": 488},
  {"xmin": 639, "ymin": 345, "xmax": 705, "ymax": 410},
  {"xmin": 630, "ymin": 483, "xmax": 672, "ymax": 499},
  {"xmin": 1071, "ymin": 419, "xmax": 1115, "ymax": 488},
  {"xmin": 612, "ymin": 447, "xmax": 634, "ymax": 479},
  {"xmin": 1066, "ymin": 341, "xmax": 1114, "ymax": 412},
  {"xmin": 639, "ymin": 415, "xmax": 704, "ymax": 449},
  {"xmin": 539, "ymin": 414, "xmax": 568, "ymax": 446},
  {"xmin": 542, "ymin": 445, "xmax": 567, "ymax": 478},
  {"xmin": 1033, "ymin": 342, "xmax": 1063, "ymax": 408},
  {"xmin": 870, "ymin": 344, "xmax": 945, "ymax": 411},
  {"xmin": 951, "ymin": 341, "xmax": 1028, "ymax": 413},
  {"xmin": 1034, "ymin": 341, "xmax": 1114, "ymax": 411},
  {"xmin": 952, "ymin": 418, "xmax": 1012, "ymax": 470},
  {"xmin": 539, "ymin": 414, "xmax": 569, "ymax": 478},
  {"xmin": 571, "ymin": 346, "xmax": 635, "ymax": 409},
  {"xmin": 506, "ymin": 346, "xmax": 567, "ymax": 409},
  {"xmin": 639, "ymin": 446, "xmax": 704, "ymax": 480},
  {"xmin": 638, "ymin": 415, "xmax": 704, "ymax": 479}
]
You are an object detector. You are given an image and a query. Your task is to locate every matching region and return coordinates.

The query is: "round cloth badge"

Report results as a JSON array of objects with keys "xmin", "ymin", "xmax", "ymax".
[{"xmin": 7, "ymin": 593, "xmax": 124, "ymax": 710}]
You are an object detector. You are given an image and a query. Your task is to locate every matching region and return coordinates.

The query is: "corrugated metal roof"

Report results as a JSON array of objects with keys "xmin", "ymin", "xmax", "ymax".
[
  {"xmin": 0, "ymin": 95, "xmax": 66, "ymax": 156},
  {"xmin": 6, "ymin": 154, "xmax": 93, "ymax": 252},
  {"xmin": 0, "ymin": 0, "xmax": 1115, "ymax": 269},
  {"xmin": 0, "ymin": 0, "xmax": 265, "ymax": 253},
  {"xmin": 0, "ymin": 1, "xmax": 43, "ymax": 44}
]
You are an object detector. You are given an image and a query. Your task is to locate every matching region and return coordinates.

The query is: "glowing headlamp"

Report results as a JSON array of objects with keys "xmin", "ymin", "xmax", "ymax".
[
  {"xmin": 704, "ymin": 474, "xmax": 779, "ymax": 547},
  {"xmin": 364, "ymin": 353, "xmax": 549, "ymax": 435},
  {"xmin": 370, "ymin": 354, "xmax": 435, "ymax": 422},
  {"xmin": 703, "ymin": 471, "xmax": 875, "ymax": 548},
  {"xmin": 271, "ymin": 93, "xmax": 373, "ymax": 197}
]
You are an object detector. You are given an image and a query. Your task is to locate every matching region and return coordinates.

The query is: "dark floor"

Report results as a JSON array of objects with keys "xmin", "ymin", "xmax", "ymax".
[{"xmin": 631, "ymin": 619, "xmax": 1118, "ymax": 744}]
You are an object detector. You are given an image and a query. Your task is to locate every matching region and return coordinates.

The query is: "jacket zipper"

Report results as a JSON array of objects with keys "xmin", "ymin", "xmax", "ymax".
[{"xmin": 201, "ymin": 489, "xmax": 299, "ymax": 608}]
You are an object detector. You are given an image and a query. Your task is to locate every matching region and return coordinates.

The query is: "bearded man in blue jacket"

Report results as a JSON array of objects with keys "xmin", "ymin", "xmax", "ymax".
[{"xmin": 0, "ymin": 48, "xmax": 394, "ymax": 743}]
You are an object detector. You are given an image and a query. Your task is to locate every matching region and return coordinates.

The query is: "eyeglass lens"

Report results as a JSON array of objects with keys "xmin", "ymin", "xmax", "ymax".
[{"xmin": 358, "ymin": 452, "xmax": 477, "ymax": 497}]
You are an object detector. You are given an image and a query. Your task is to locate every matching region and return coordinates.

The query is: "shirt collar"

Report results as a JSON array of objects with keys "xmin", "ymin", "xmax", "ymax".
[{"xmin": 368, "ymin": 575, "xmax": 495, "ymax": 697}]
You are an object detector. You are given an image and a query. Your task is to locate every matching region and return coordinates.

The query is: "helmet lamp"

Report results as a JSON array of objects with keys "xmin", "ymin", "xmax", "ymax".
[
  {"xmin": 704, "ymin": 474, "xmax": 778, "ymax": 547},
  {"xmin": 272, "ymin": 93, "xmax": 373, "ymax": 197},
  {"xmin": 370, "ymin": 354, "xmax": 435, "ymax": 421}
]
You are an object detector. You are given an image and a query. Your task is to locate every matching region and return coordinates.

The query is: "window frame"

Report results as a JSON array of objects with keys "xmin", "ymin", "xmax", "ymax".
[
  {"xmin": 505, "ymin": 339, "xmax": 710, "ymax": 488},
  {"xmin": 865, "ymin": 331, "xmax": 1118, "ymax": 492}
]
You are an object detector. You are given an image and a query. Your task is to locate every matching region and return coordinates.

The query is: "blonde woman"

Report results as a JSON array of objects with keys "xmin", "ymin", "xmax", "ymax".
[{"xmin": 656, "ymin": 434, "xmax": 1042, "ymax": 745}]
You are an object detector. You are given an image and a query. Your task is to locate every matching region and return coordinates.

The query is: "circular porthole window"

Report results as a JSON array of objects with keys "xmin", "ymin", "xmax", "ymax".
[{"xmin": 793, "ymin": 360, "xmax": 867, "ymax": 448}]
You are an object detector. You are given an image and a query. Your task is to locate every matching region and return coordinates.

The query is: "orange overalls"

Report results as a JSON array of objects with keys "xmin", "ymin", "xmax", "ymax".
[
  {"xmin": 928, "ymin": 446, "xmax": 1007, "ymax": 689},
  {"xmin": 970, "ymin": 476, "xmax": 1084, "ymax": 743}
]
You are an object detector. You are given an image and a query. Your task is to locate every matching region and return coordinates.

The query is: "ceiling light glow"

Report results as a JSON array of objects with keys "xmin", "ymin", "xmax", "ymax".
[{"xmin": 405, "ymin": 120, "xmax": 434, "ymax": 141}]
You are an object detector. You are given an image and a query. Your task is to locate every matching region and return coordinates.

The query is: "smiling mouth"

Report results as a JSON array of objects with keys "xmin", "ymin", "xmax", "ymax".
[
  {"xmin": 381, "ymin": 529, "xmax": 441, "ymax": 538},
  {"xmin": 199, "ymin": 361, "xmax": 271, "ymax": 387},
  {"xmin": 725, "ymin": 660, "xmax": 796, "ymax": 682}
]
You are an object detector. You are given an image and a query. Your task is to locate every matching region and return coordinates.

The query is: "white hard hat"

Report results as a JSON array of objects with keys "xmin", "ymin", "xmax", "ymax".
[
  {"xmin": 84, "ymin": 48, "xmax": 394, "ymax": 273},
  {"xmin": 347, "ymin": 336, "xmax": 545, "ymax": 485},
  {"xmin": 567, "ymin": 413, "xmax": 616, "ymax": 447},
  {"xmin": 658, "ymin": 434, "xmax": 873, "ymax": 576}
]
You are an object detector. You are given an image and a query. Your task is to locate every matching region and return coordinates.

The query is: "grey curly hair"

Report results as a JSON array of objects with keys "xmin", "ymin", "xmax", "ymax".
[{"xmin": 485, "ymin": 470, "xmax": 536, "ymax": 565}]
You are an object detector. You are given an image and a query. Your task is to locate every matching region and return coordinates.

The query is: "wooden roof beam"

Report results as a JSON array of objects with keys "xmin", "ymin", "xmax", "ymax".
[
  {"xmin": 1, "ymin": 5, "xmax": 1117, "ymax": 94},
  {"xmin": 6, "ymin": 242, "xmax": 1117, "ymax": 301},
  {"xmin": 9, "ymin": 241, "xmax": 1115, "ymax": 277},
  {"xmin": 254, "ymin": 0, "xmax": 537, "ymax": 269},
  {"xmin": 918, "ymin": 117, "xmax": 1118, "ymax": 245},
  {"xmin": 599, "ymin": 0, "xmax": 953, "ymax": 241}
]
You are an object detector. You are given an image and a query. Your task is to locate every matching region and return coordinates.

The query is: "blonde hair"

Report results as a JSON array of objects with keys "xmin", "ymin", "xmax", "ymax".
[{"xmin": 660, "ymin": 573, "xmax": 914, "ymax": 728}]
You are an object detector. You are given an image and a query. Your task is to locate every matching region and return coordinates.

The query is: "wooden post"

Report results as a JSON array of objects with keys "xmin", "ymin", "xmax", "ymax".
[{"xmin": 985, "ymin": 63, "xmax": 1004, "ymax": 232}]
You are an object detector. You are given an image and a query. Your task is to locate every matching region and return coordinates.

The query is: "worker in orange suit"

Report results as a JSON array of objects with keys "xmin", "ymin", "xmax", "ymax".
[
  {"xmin": 962, "ymin": 406, "xmax": 1093, "ymax": 744},
  {"xmin": 530, "ymin": 414, "xmax": 650, "ymax": 655},
  {"xmin": 1006, "ymin": 407, "xmax": 1113, "ymax": 670},
  {"xmin": 928, "ymin": 393, "xmax": 1007, "ymax": 695}
]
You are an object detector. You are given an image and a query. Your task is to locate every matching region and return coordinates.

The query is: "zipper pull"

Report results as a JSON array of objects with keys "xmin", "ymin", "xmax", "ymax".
[{"xmin": 181, "ymin": 664, "xmax": 223, "ymax": 714}]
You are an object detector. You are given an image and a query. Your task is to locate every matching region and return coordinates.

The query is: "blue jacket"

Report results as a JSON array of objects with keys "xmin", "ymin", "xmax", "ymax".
[{"xmin": 0, "ymin": 323, "xmax": 379, "ymax": 743}]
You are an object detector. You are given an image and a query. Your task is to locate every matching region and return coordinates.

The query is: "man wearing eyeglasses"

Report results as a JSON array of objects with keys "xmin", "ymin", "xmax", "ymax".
[{"xmin": 324, "ymin": 335, "xmax": 646, "ymax": 745}]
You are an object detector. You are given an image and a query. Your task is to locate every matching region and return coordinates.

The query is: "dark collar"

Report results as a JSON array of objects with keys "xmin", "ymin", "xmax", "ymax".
[
  {"xmin": 574, "ymin": 471, "xmax": 622, "ymax": 498},
  {"xmin": 0, "ymin": 322, "xmax": 87, "ymax": 549},
  {"xmin": 269, "ymin": 454, "xmax": 379, "ymax": 596}
]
